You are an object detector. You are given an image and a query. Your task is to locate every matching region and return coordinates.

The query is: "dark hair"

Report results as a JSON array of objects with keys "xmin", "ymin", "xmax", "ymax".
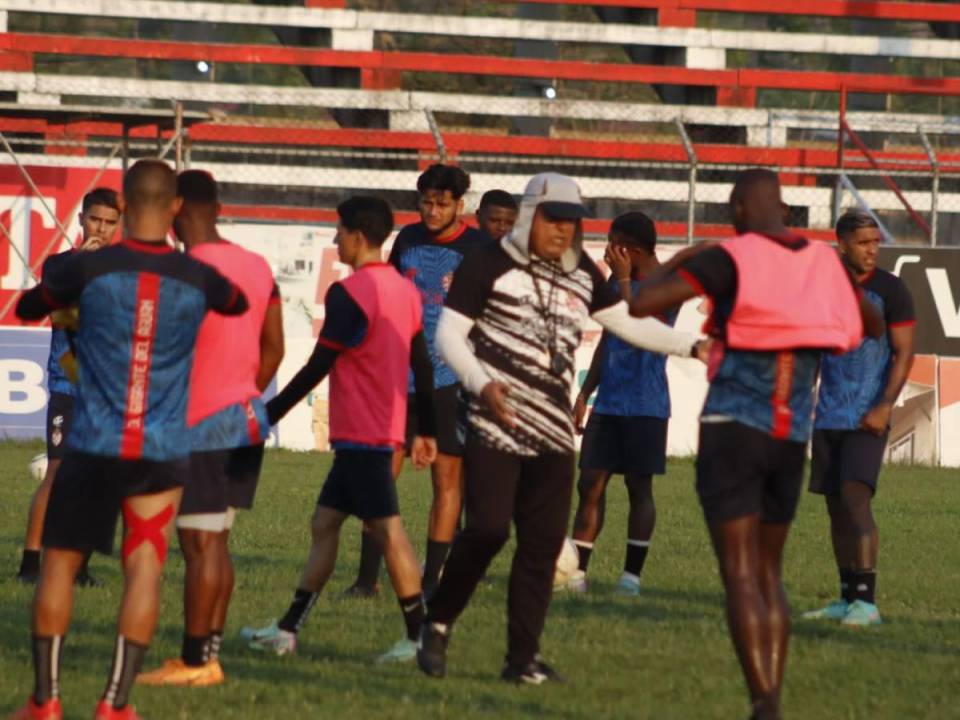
[
  {"xmin": 610, "ymin": 211, "xmax": 656, "ymax": 253},
  {"xmin": 479, "ymin": 189, "xmax": 517, "ymax": 212},
  {"xmin": 337, "ymin": 195, "xmax": 394, "ymax": 246},
  {"xmin": 123, "ymin": 160, "xmax": 176, "ymax": 209},
  {"xmin": 836, "ymin": 209, "xmax": 879, "ymax": 241},
  {"xmin": 730, "ymin": 168, "xmax": 780, "ymax": 205},
  {"xmin": 177, "ymin": 170, "xmax": 219, "ymax": 205},
  {"xmin": 81, "ymin": 187, "xmax": 120, "ymax": 214},
  {"xmin": 417, "ymin": 164, "xmax": 470, "ymax": 199}
]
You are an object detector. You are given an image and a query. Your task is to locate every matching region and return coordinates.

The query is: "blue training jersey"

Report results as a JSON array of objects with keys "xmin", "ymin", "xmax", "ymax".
[
  {"xmin": 24, "ymin": 239, "xmax": 247, "ymax": 461},
  {"xmin": 815, "ymin": 268, "xmax": 915, "ymax": 430},
  {"xmin": 43, "ymin": 251, "xmax": 76, "ymax": 397},
  {"xmin": 593, "ymin": 278, "xmax": 678, "ymax": 418},
  {"xmin": 389, "ymin": 221, "xmax": 490, "ymax": 391}
]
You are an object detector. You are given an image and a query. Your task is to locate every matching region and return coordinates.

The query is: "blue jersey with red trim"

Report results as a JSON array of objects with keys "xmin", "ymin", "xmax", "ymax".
[
  {"xmin": 389, "ymin": 221, "xmax": 490, "ymax": 390},
  {"xmin": 21, "ymin": 240, "xmax": 247, "ymax": 461},
  {"xmin": 43, "ymin": 252, "xmax": 77, "ymax": 396},
  {"xmin": 680, "ymin": 239, "xmax": 828, "ymax": 443},
  {"xmin": 593, "ymin": 277, "xmax": 677, "ymax": 418},
  {"xmin": 816, "ymin": 268, "xmax": 915, "ymax": 430}
]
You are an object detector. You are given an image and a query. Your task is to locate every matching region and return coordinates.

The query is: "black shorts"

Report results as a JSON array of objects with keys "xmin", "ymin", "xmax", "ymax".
[
  {"xmin": 318, "ymin": 449, "xmax": 399, "ymax": 520},
  {"xmin": 809, "ymin": 429, "xmax": 887, "ymax": 497},
  {"xmin": 579, "ymin": 413, "xmax": 668, "ymax": 475},
  {"xmin": 42, "ymin": 451, "xmax": 187, "ymax": 556},
  {"xmin": 406, "ymin": 383, "xmax": 463, "ymax": 457},
  {"xmin": 45, "ymin": 392, "xmax": 74, "ymax": 460},
  {"xmin": 695, "ymin": 421, "xmax": 805, "ymax": 525},
  {"xmin": 180, "ymin": 444, "xmax": 265, "ymax": 515}
]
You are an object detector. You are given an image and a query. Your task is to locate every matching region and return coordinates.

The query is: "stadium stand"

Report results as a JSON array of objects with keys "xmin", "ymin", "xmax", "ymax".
[{"xmin": 0, "ymin": 0, "xmax": 957, "ymax": 245}]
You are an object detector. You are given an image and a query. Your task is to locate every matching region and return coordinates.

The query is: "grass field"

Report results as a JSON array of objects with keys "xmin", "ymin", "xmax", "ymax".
[{"xmin": 1, "ymin": 440, "xmax": 958, "ymax": 719}]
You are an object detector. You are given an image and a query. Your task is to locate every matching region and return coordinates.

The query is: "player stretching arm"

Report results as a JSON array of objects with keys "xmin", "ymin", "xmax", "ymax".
[{"xmin": 240, "ymin": 196, "xmax": 437, "ymax": 665}]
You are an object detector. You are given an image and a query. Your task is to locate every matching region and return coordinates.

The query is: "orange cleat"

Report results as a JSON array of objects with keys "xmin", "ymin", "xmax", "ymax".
[
  {"xmin": 136, "ymin": 657, "xmax": 224, "ymax": 687},
  {"xmin": 9, "ymin": 697, "xmax": 62, "ymax": 720},
  {"xmin": 92, "ymin": 701, "xmax": 141, "ymax": 720}
]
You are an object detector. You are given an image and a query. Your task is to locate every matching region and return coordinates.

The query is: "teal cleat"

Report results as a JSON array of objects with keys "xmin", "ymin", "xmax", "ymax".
[
  {"xmin": 801, "ymin": 599, "xmax": 849, "ymax": 620},
  {"xmin": 376, "ymin": 637, "xmax": 418, "ymax": 664},
  {"xmin": 616, "ymin": 573, "xmax": 641, "ymax": 597},
  {"xmin": 241, "ymin": 619, "xmax": 298, "ymax": 655},
  {"xmin": 841, "ymin": 599, "xmax": 882, "ymax": 627}
]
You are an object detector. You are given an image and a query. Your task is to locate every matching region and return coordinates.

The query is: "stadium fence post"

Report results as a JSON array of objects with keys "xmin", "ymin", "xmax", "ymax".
[
  {"xmin": 424, "ymin": 108, "xmax": 446, "ymax": 164},
  {"xmin": 674, "ymin": 118, "xmax": 697, "ymax": 245},
  {"xmin": 918, "ymin": 127, "xmax": 939, "ymax": 247}
]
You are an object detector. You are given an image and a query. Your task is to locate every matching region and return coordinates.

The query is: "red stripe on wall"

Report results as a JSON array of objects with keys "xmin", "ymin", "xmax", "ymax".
[
  {"xmin": 119, "ymin": 272, "xmax": 161, "ymax": 459},
  {"xmin": 770, "ymin": 351, "xmax": 795, "ymax": 440}
]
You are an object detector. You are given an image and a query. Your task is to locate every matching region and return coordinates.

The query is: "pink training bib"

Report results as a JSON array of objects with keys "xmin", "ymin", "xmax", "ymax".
[
  {"xmin": 720, "ymin": 233, "xmax": 863, "ymax": 354},
  {"xmin": 329, "ymin": 263, "xmax": 423, "ymax": 447},
  {"xmin": 187, "ymin": 241, "xmax": 277, "ymax": 425}
]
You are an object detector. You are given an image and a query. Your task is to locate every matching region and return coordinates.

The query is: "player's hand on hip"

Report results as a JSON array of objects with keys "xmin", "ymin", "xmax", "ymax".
[
  {"xmin": 410, "ymin": 436, "xmax": 438, "ymax": 470},
  {"xmin": 573, "ymin": 393, "xmax": 588, "ymax": 434},
  {"xmin": 859, "ymin": 401, "xmax": 892, "ymax": 436},
  {"xmin": 481, "ymin": 381, "xmax": 517, "ymax": 428}
]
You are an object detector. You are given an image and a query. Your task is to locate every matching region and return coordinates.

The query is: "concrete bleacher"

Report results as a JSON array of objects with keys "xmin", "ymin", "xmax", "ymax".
[{"xmin": 0, "ymin": 0, "xmax": 957, "ymax": 241}]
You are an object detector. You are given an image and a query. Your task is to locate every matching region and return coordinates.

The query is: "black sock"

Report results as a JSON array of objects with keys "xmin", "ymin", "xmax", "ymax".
[
  {"xmin": 102, "ymin": 636, "xmax": 147, "ymax": 710},
  {"xmin": 278, "ymin": 588, "xmax": 318, "ymax": 633},
  {"xmin": 572, "ymin": 540, "xmax": 593, "ymax": 572},
  {"xmin": 851, "ymin": 569, "xmax": 876, "ymax": 604},
  {"xmin": 20, "ymin": 549, "xmax": 41, "ymax": 576},
  {"xmin": 31, "ymin": 635, "xmax": 64, "ymax": 704},
  {"xmin": 78, "ymin": 552, "xmax": 91, "ymax": 576},
  {"xmin": 356, "ymin": 532, "xmax": 383, "ymax": 588},
  {"xmin": 624, "ymin": 540, "xmax": 650, "ymax": 578},
  {"xmin": 839, "ymin": 568, "xmax": 855, "ymax": 603},
  {"xmin": 207, "ymin": 630, "xmax": 223, "ymax": 663},
  {"xmin": 398, "ymin": 593, "xmax": 424, "ymax": 642},
  {"xmin": 181, "ymin": 633, "xmax": 207, "ymax": 667},
  {"xmin": 422, "ymin": 540, "xmax": 451, "ymax": 596}
]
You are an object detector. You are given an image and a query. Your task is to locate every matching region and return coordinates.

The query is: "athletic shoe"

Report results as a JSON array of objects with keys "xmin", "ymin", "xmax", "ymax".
[
  {"xmin": 555, "ymin": 570, "xmax": 587, "ymax": 593},
  {"xmin": 615, "ymin": 573, "xmax": 641, "ymax": 596},
  {"xmin": 501, "ymin": 658, "xmax": 563, "ymax": 685},
  {"xmin": 242, "ymin": 620, "xmax": 297, "ymax": 655},
  {"xmin": 92, "ymin": 702, "xmax": 142, "ymax": 720},
  {"xmin": 137, "ymin": 658, "xmax": 224, "ymax": 686},
  {"xmin": 801, "ymin": 599, "xmax": 849, "ymax": 620},
  {"xmin": 75, "ymin": 571, "xmax": 103, "ymax": 588},
  {"xmin": 416, "ymin": 622, "xmax": 450, "ymax": 678},
  {"xmin": 9, "ymin": 697, "xmax": 62, "ymax": 720},
  {"xmin": 342, "ymin": 581, "xmax": 380, "ymax": 599},
  {"xmin": 841, "ymin": 599, "xmax": 882, "ymax": 627},
  {"xmin": 376, "ymin": 637, "xmax": 418, "ymax": 664}
]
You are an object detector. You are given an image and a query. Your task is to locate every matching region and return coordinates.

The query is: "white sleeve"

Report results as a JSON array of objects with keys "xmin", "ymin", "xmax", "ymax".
[
  {"xmin": 436, "ymin": 307, "xmax": 493, "ymax": 396},
  {"xmin": 592, "ymin": 301, "xmax": 698, "ymax": 357}
]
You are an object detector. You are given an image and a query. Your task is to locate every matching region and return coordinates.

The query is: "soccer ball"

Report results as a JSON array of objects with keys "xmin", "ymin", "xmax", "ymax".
[
  {"xmin": 28, "ymin": 453, "xmax": 48, "ymax": 482},
  {"xmin": 553, "ymin": 537, "xmax": 580, "ymax": 588}
]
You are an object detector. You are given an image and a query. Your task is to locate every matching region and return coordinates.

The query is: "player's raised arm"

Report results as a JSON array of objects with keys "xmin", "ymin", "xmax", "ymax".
[
  {"xmin": 585, "ymin": 257, "xmax": 700, "ymax": 358},
  {"xmin": 256, "ymin": 283, "xmax": 285, "ymax": 392},
  {"xmin": 264, "ymin": 282, "xmax": 367, "ymax": 425}
]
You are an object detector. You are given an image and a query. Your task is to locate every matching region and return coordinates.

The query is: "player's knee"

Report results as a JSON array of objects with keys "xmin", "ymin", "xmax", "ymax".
[
  {"xmin": 577, "ymin": 472, "xmax": 606, "ymax": 502},
  {"xmin": 122, "ymin": 502, "xmax": 175, "ymax": 566},
  {"xmin": 840, "ymin": 481, "xmax": 872, "ymax": 513}
]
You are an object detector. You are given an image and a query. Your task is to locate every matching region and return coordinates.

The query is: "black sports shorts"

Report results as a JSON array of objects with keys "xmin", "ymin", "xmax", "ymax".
[
  {"xmin": 695, "ymin": 421, "xmax": 805, "ymax": 525},
  {"xmin": 809, "ymin": 429, "xmax": 887, "ymax": 497},
  {"xmin": 45, "ymin": 392, "xmax": 74, "ymax": 460},
  {"xmin": 578, "ymin": 413, "xmax": 668, "ymax": 475},
  {"xmin": 405, "ymin": 384, "xmax": 462, "ymax": 457},
  {"xmin": 42, "ymin": 451, "xmax": 186, "ymax": 556},
  {"xmin": 318, "ymin": 449, "xmax": 399, "ymax": 520},
  {"xmin": 180, "ymin": 443, "xmax": 266, "ymax": 515}
]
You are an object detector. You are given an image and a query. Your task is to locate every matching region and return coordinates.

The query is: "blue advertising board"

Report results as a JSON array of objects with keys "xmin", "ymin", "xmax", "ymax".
[{"xmin": 0, "ymin": 327, "xmax": 51, "ymax": 440}]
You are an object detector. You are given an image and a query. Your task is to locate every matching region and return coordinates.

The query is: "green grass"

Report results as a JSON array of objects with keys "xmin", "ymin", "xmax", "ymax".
[{"xmin": 1, "ymin": 441, "xmax": 958, "ymax": 719}]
